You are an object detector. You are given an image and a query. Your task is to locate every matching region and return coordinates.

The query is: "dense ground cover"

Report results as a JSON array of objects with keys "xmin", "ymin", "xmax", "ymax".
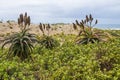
[{"xmin": 0, "ymin": 30, "xmax": 120, "ymax": 80}]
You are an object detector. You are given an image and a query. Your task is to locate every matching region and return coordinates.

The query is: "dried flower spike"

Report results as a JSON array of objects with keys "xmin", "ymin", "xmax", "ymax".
[
  {"xmin": 46, "ymin": 24, "xmax": 51, "ymax": 31},
  {"xmin": 75, "ymin": 20, "xmax": 80, "ymax": 25},
  {"xmin": 27, "ymin": 16, "xmax": 31, "ymax": 26},
  {"xmin": 80, "ymin": 22, "xmax": 84, "ymax": 29},
  {"xmin": 86, "ymin": 15, "xmax": 89, "ymax": 22},
  {"xmin": 73, "ymin": 23, "xmax": 77, "ymax": 30},
  {"xmin": 89, "ymin": 14, "xmax": 92, "ymax": 20},
  {"xmin": 84, "ymin": 20, "xmax": 86, "ymax": 24},
  {"xmin": 25, "ymin": 12, "xmax": 27, "ymax": 17},
  {"xmin": 18, "ymin": 18, "xmax": 21, "ymax": 25},
  {"xmin": 39, "ymin": 23, "xmax": 45, "ymax": 35},
  {"xmin": 81, "ymin": 20, "xmax": 84, "ymax": 24},
  {"xmin": 95, "ymin": 19, "xmax": 98, "ymax": 24},
  {"xmin": 43, "ymin": 24, "xmax": 45, "ymax": 30},
  {"xmin": 24, "ymin": 17, "xmax": 27, "ymax": 26},
  {"xmin": 20, "ymin": 14, "xmax": 23, "ymax": 23},
  {"xmin": 48, "ymin": 24, "xmax": 51, "ymax": 29}
]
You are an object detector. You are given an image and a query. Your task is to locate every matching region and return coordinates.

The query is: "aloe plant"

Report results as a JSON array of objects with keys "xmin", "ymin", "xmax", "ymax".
[
  {"xmin": 39, "ymin": 35, "xmax": 59, "ymax": 49},
  {"xmin": 2, "ymin": 13, "xmax": 37, "ymax": 60},
  {"xmin": 73, "ymin": 14, "xmax": 110, "ymax": 44},
  {"xmin": 2, "ymin": 29, "xmax": 37, "ymax": 60},
  {"xmin": 39, "ymin": 23, "xmax": 59, "ymax": 49}
]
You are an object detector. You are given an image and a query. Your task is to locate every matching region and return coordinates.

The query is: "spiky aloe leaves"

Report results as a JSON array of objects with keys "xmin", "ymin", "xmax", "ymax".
[
  {"xmin": 39, "ymin": 35, "xmax": 59, "ymax": 49},
  {"xmin": 2, "ymin": 29, "xmax": 37, "ymax": 60}
]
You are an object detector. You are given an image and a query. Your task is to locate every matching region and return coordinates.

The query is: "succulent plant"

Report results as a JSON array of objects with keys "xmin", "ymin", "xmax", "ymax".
[
  {"xmin": 2, "ymin": 13, "xmax": 37, "ymax": 60},
  {"xmin": 39, "ymin": 35, "xmax": 59, "ymax": 49},
  {"xmin": 2, "ymin": 29, "xmax": 37, "ymax": 60},
  {"xmin": 73, "ymin": 14, "xmax": 110, "ymax": 44},
  {"xmin": 38, "ymin": 23, "xmax": 59, "ymax": 49}
]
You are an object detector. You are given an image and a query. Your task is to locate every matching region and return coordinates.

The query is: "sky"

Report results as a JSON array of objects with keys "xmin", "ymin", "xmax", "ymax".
[{"xmin": 0, "ymin": 0, "xmax": 120, "ymax": 24}]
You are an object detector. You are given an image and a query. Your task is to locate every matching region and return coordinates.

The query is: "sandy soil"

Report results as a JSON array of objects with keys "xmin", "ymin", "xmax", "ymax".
[{"xmin": 0, "ymin": 22, "xmax": 78, "ymax": 39}]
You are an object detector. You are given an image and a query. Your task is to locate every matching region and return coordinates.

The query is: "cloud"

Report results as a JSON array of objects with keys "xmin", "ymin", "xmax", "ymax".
[{"xmin": 0, "ymin": 0, "xmax": 120, "ymax": 23}]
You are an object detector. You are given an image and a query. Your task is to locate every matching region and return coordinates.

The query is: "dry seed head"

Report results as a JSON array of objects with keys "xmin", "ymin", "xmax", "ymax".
[
  {"xmin": 81, "ymin": 20, "xmax": 84, "ymax": 24},
  {"xmin": 89, "ymin": 14, "xmax": 92, "ymax": 20},
  {"xmin": 23, "ymin": 15, "xmax": 27, "ymax": 22},
  {"xmin": 43, "ymin": 24, "xmax": 45, "ymax": 30},
  {"xmin": 75, "ymin": 20, "xmax": 79, "ymax": 25},
  {"xmin": 24, "ymin": 17, "xmax": 28, "ymax": 26},
  {"xmin": 95, "ymin": 19, "xmax": 98, "ymax": 24},
  {"xmin": 18, "ymin": 18, "xmax": 21, "ymax": 25},
  {"xmin": 91, "ymin": 18, "xmax": 93, "ymax": 21},
  {"xmin": 73, "ymin": 23, "xmax": 77, "ymax": 30},
  {"xmin": 27, "ymin": 16, "xmax": 31, "ymax": 26},
  {"xmin": 80, "ymin": 22, "xmax": 84, "ymax": 29},
  {"xmin": 86, "ymin": 15, "xmax": 89, "ymax": 22},
  {"xmin": 48, "ymin": 24, "xmax": 51, "ymax": 29},
  {"xmin": 46, "ymin": 24, "xmax": 51, "ymax": 31},
  {"xmin": 39, "ymin": 23, "xmax": 44, "ymax": 32},
  {"xmin": 25, "ymin": 12, "xmax": 27, "ymax": 17},
  {"xmin": 20, "ymin": 14, "xmax": 23, "ymax": 23},
  {"xmin": 23, "ymin": 12, "xmax": 28, "ymax": 26}
]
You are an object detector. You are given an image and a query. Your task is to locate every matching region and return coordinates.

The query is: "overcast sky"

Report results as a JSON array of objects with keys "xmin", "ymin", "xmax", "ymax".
[{"xmin": 0, "ymin": 0, "xmax": 120, "ymax": 24}]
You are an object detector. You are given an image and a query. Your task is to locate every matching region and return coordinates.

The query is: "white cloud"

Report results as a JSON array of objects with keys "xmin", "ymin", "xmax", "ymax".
[
  {"xmin": 1, "ymin": 0, "xmax": 119, "ymax": 9},
  {"xmin": 0, "ymin": 0, "xmax": 120, "ymax": 23}
]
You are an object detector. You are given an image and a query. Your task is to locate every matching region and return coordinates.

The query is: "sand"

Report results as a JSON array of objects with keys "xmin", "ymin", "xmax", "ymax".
[{"xmin": 0, "ymin": 22, "xmax": 78, "ymax": 39}]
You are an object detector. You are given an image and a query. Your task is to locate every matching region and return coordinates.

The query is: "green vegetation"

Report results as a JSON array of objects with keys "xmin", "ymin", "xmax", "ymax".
[
  {"xmin": 0, "ymin": 13, "xmax": 120, "ymax": 80},
  {"xmin": 0, "ymin": 32, "xmax": 120, "ymax": 80}
]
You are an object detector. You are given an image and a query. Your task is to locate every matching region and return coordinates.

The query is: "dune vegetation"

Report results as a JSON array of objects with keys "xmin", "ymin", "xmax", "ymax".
[{"xmin": 0, "ymin": 13, "xmax": 120, "ymax": 80}]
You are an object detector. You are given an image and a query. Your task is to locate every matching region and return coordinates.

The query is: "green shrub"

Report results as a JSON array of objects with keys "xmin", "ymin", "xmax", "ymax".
[{"xmin": 0, "ymin": 34, "xmax": 120, "ymax": 79}]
